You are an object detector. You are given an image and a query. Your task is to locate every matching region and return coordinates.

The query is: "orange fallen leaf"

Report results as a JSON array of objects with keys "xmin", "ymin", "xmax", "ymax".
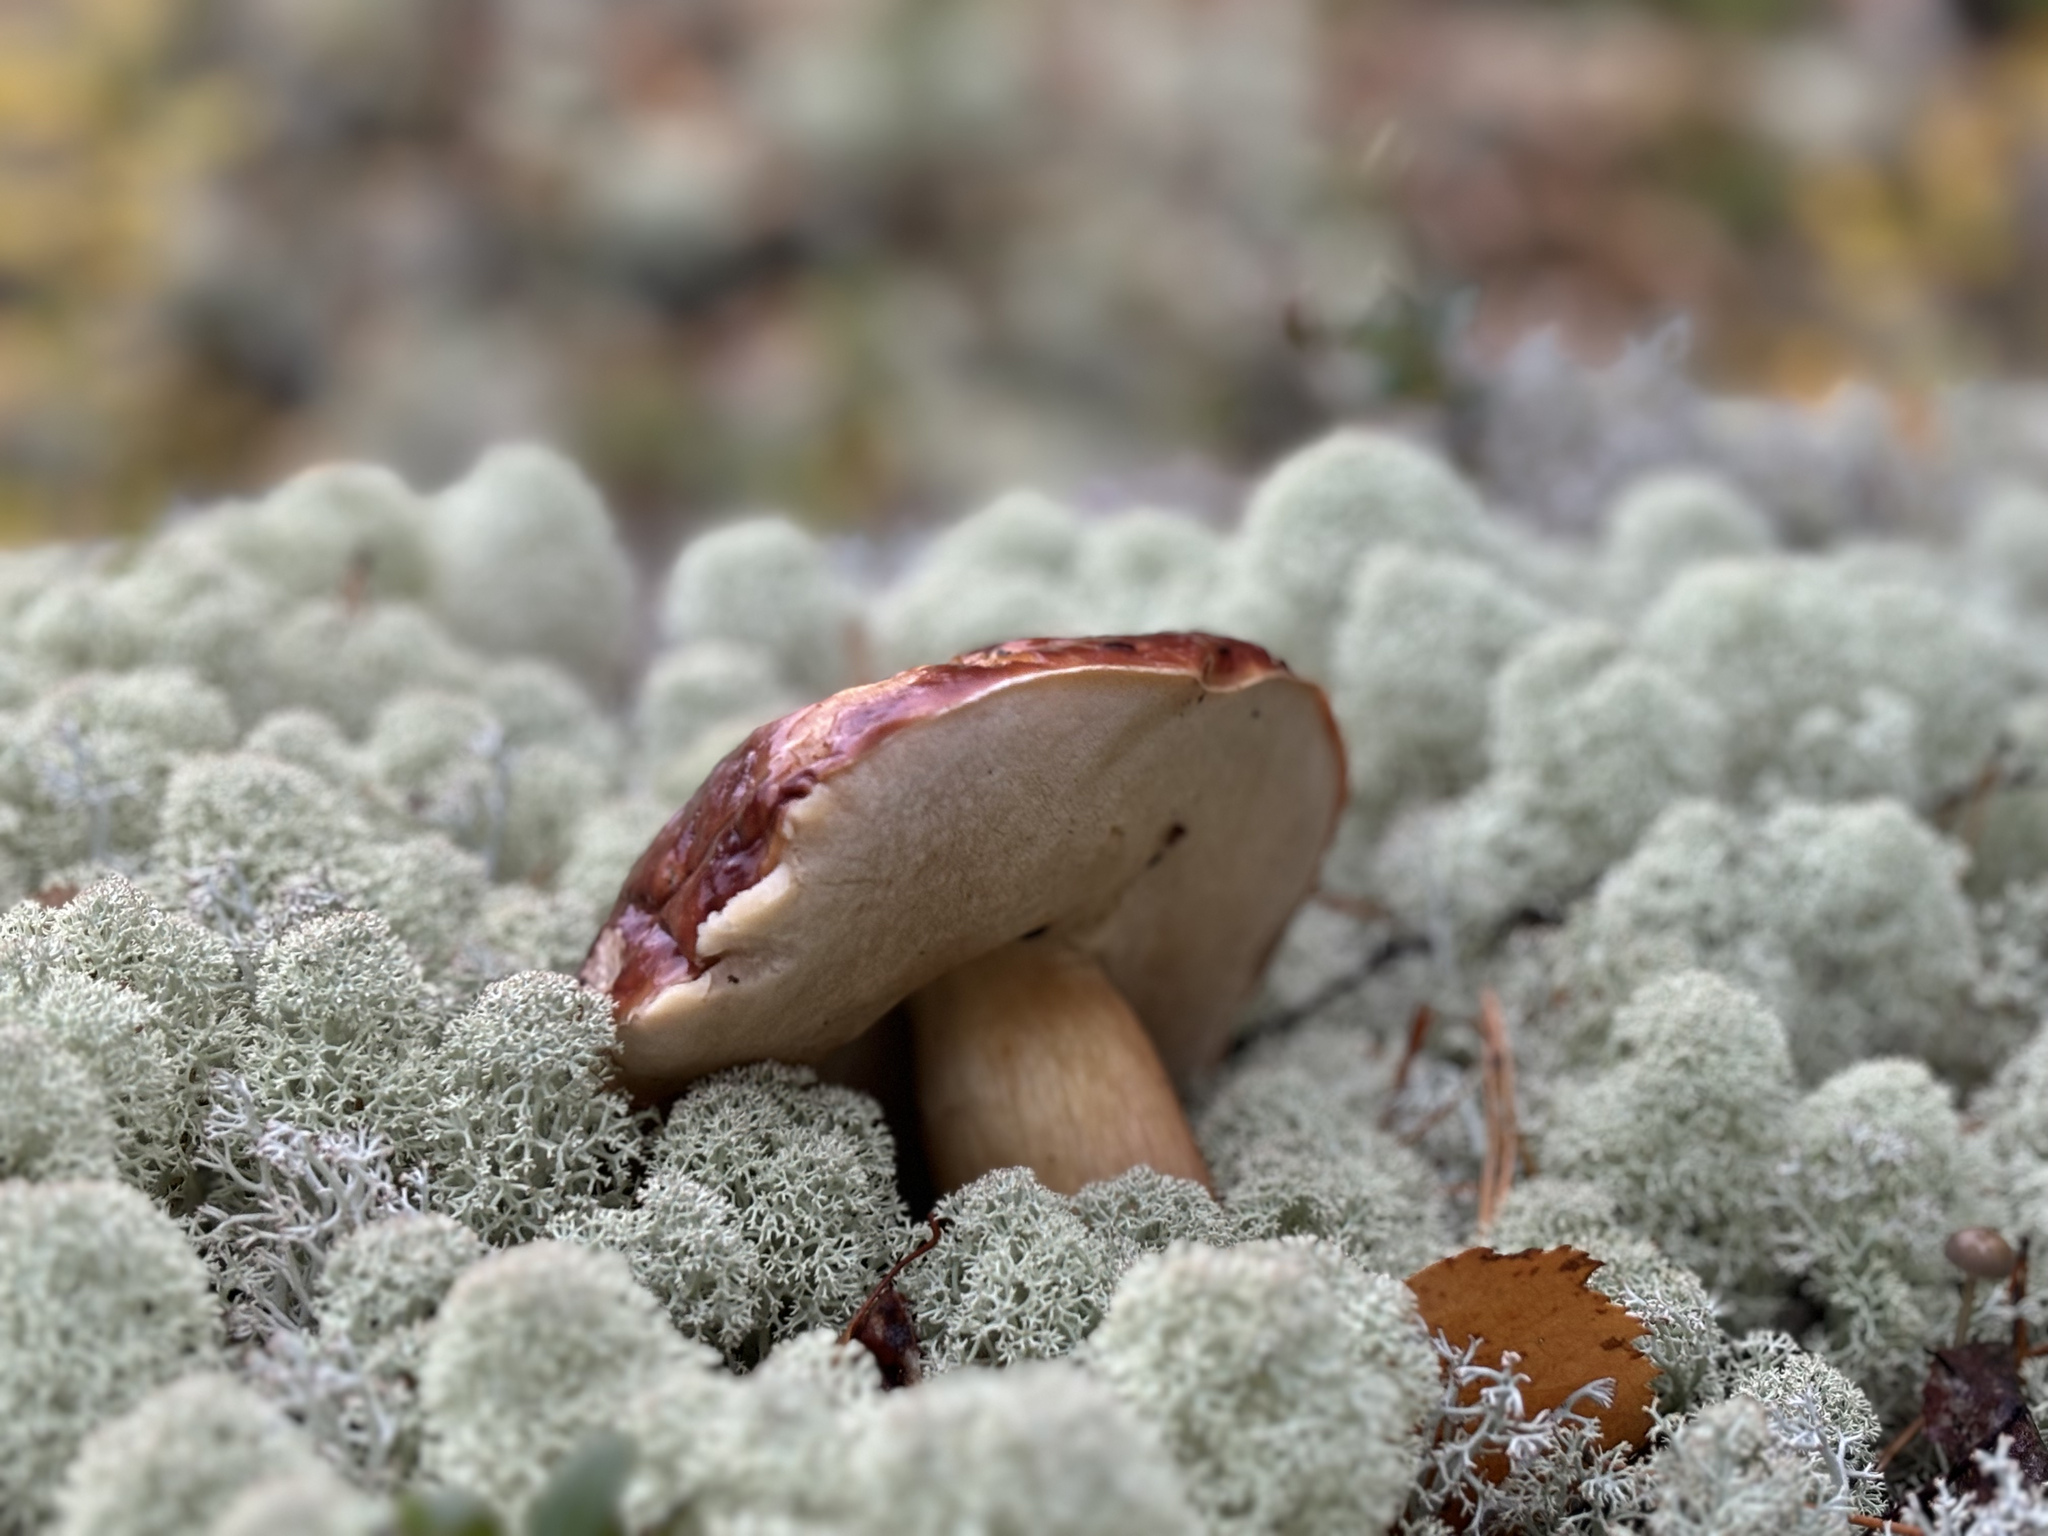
[{"xmin": 1406, "ymin": 1245, "xmax": 1658, "ymax": 1459}]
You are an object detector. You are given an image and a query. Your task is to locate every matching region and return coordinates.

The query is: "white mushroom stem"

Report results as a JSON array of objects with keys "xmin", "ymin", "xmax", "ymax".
[{"xmin": 907, "ymin": 937, "xmax": 1215, "ymax": 1196}]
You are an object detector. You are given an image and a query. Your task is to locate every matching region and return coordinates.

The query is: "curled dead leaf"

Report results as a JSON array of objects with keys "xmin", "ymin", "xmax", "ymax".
[
  {"xmin": 1922, "ymin": 1342, "xmax": 2048, "ymax": 1496},
  {"xmin": 838, "ymin": 1215, "xmax": 950, "ymax": 1389},
  {"xmin": 1406, "ymin": 1245, "xmax": 1659, "ymax": 1459}
]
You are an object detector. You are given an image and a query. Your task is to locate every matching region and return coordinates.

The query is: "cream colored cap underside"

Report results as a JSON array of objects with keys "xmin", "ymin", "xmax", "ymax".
[{"xmin": 616, "ymin": 663, "xmax": 1339, "ymax": 1088}]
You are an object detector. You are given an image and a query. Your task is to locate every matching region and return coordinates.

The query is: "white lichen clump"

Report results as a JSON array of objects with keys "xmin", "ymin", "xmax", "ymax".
[
  {"xmin": 1087, "ymin": 1238, "xmax": 1438, "ymax": 1536},
  {"xmin": 419, "ymin": 1241, "xmax": 705, "ymax": 1521},
  {"xmin": 7, "ymin": 415, "xmax": 2048, "ymax": 1528},
  {"xmin": 1, "ymin": 1180, "xmax": 222, "ymax": 1532}
]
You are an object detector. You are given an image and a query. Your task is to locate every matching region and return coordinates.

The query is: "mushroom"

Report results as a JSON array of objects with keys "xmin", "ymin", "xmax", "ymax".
[
  {"xmin": 580, "ymin": 634, "xmax": 1345, "ymax": 1196},
  {"xmin": 1945, "ymin": 1225, "xmax": 2018, "ymax": 1345}
]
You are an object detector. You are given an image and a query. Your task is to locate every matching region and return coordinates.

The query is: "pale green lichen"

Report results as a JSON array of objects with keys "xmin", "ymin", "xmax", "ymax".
[
  {"xmin": 620, "ymin": 1328, "xmax": 876, "ymax": 1533},
  {"xmin": 420, "ymin": 1240, "xmax": 704, "ymax": 1522},
  {"xmin": 1072, "ymin": 1165, "xmax": 1239, "ymax": 1268},
  {"xmin": 847, "ymin": 1360, "xmax": 1202, "ymax": 1536},
  {"xmin": 564, "ymin": 1164, "xmax": 771, "ymax": 1356},
  {"xmin": 1976, "ymin": 1004, "xmax": 2048, "ymax": 1170},
  {"xmin": 427, "ymin": 972, "xmax": 647, "ymax": 1244},
  {"xmin": 51, "ymin": 1372, "xmax": 328, "ymax": 1536},
  {"xmin": 1073, "ymin": 509, "xmax": 1220, "ymax": 634},
  {"xmin": 1573, "ymin": 797, "xmax": 1983, "ymax": 1081},
  {"xmin": 97, "ymin": 544, "xmax": 286, "ymax": 728},
  {"xmin": 1771, "ymin": 1059, "xmax": 2004, "ymax": 1417},
  {"xmin": 429, "ymin": 443, "xmax": 638, "ymax": 689},
  {"xmin": 869, "ymin": 490, "xmax": 1082, "ymax": 671},
  {"xmin": 1637, "ymin": 556, "xmax": 2019, "ymax": 801},
  {"xmin": 189, "ymin": 1074, "xmax": 421, "ymax": 1338},
  {"xmin": 1384, "ymin": 623, "xmax": 1730, "ymax": 942},
  {"xmin": 552, "ymin": 795, "xmax": 671, "ymax": 931},
  {"xmin": 154, "ymin": 752, "xmax": 366, "ymax": 903},
  {"xmin": 40, "ymin": 874, "xmax": 247, "ymax": 1056},
  {"xmin": 1958, "ymin": 696, "xmax": 2048, "ymax": 897},
  {"xmin": 1710, "ymin": 1331, "xmax": 1882, "ymax": 1462},
  {"xmin": 1487, "ymin": 1177, "xmax": 1634, "ymax": 1252},
  {"xmin": 1, "ymin": 667, "xmax": 239, "ymax": 875},
  {"xmin": 1967, "ymin": 477, "xmax": 2048, "ymax": 617},
  {"xmin": 296, "ymin": 1213, "xmax": 491, "ymax": 1484},
  {"xmin": 316, "ymin": 1212, "xmax": 488, "ymax": 1345},
  {"xmin": 496, "ymin": 741, "xmax": 611, "ymax": 885},
  {"xmin": 1328, "ymin": 547, "xmax": 1552, "ymax": 828},
  {"xmin": 247, "ymin": 910, "xmax": 431, "ymax": 1134},
  {"xmin": 1087, "ymin": 1238, "xmax": 1437, "ymax": 1536},
  {"xmin": 206, "ymin": 1463, "xmax": 388, "ymax": 1536},
  {"xmin": 897, "ymin": 1166, "xmax": 1122, "ymax": 1372},
  {"xmin": 3, "ymin": 968, "xmax": 194, "ymax": 1195},
  {"xmin": 1196, "ymin": 1024, "xmax": 1450, "ymax": 1275},
  {"xmin": 0, "ymin": 1023, "xmax": 122, "ymax": 1180},
  {"xmin": 637, "ymin": 640, "xmax": 799, "ymax": 767},
  {"xmin": 8, "ymin": 424, "xmax": 2048, "ymax": 1528},
  {"xmin": 363, "ymin": 689, "xmax": 509, "ymax": 852},
  {"xmin": 478, "ymin": 656, "xmax": 617, "ymax": 759},
  {"xmin": 1541, "ymin": 970, "xmax": 1797, "ymax": 1293},
  {"xmin": 1599, "ymin": 469, "xmax": 1774, "ymax": 612},
  {"xmin": 660, "ymin": 516, "xmax": 856, "ymax": 697},
  {"xmin": 328, "ymin": 833, "xmax": 488, "ymax": 981},
  {"xmin": 468, "ymin": 883, "xmax": 596, "ymax": 978},
  {"xmin": 0, "ymin": 1180, "xmax": 221, "ymax": 1533},
  {"xmin": 1220, "ymin": 1132, "xmax": 1453, "ymax": 1278},
  {"xmin": 223, "ymin": 461, "xmax": 435, "ymax": 603},
  {"xmin": 14, "ymin": 570, "xmax": 134, "ymax": 674},
  {"xmin": 1644, "ymin": 1397, "xmax": 1841, "ymax": 1536},
  {"xmin": 264, "ymin": 600, "xmax": 478, "ymax": 738},
  {"xmin": 1218, "ymin": 429, "xmax": 1487, "ymax": 679},
  {"xmin": 361, "ymin": 686, "xmax": 612, "ymax": 884},
  {"xmin": 652, "ymin": 1062, "xmax": 906, "ymax": 1342},
  {"xmin": 1196, "ymin": 1018, "xmax": 1400, "ymax": 1176}
]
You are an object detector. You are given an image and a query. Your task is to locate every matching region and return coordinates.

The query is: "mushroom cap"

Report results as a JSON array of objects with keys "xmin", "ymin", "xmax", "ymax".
[
  {"xmin": 1944, "ymin": 1226, "xmax": 2017, "ymax": 1280},
  {"xmin": 582, "ymin": 634, "xmax": 1345, "ymax": 1096}
]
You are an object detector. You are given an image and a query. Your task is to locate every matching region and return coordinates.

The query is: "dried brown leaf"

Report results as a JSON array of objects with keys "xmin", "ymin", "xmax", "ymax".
[
  {"xmin": 847, "ymin": 1284, "xmax": 922, "ymax": 1389},
  {"xmin": 1406, "ymin": 1245, "xmax": 1659, "ymax": 1457},
  {"xmin": 838, "ymin": 1215, "xmax": 949, "ymax": 1389},
  {"xmin": 1923, "ymin": 1342, "xmax": 2048, "ymax": 1495}
]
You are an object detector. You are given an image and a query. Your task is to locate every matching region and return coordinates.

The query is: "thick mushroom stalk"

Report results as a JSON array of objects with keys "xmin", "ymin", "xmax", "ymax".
[
  {"xmin": 581, "ymin": 634, "xmax": 1344, "ymax": 1197},
  {"xmin": 908, "ymin": 937, "xmax": 1212, "ymax": 1195}
]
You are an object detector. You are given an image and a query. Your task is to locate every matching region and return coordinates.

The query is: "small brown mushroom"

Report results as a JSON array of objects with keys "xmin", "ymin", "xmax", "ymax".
[
  {"xmin": 1948, "ymin": 1227, "xmax": 2018, "ymax": 1280},
  {"xmin": 1946, "ymin": 1226, "xmax": 2018, "ymax": 1344},
  {"xmin": 580, "ymin": 634, "xmax": 1345, "ymax": 1196}
]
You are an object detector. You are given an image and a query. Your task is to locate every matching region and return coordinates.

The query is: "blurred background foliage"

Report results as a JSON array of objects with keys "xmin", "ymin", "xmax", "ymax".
[{"xmin": 2, "ymin": 0, "xmax": 2048, "ymax": 554}]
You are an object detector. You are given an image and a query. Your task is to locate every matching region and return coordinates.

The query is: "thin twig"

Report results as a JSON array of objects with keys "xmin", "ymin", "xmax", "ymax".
[
  {"xmin": 1847, "ymin": 1516, "xmax": 1926, "ymax": 1535},
  {"xmin": 1474, "ymin": 989, "xmax": 1519, "ymax": 1236},
  {"xmin": 340, "ymin": 548, "xmax": 373, "ymax": 616},
  {"xmin": 1874, "ymin": 1413, "xmax": 1923, "ymax": 1472},
  {"xmin": 838, "ymin": 1216, "xmax": 950, "ymax": 1346},
  {"xmin": 1938, "ymin": 754, "xmax": 2007, "ymax": 818},
  {"xmin": 1395, "ymin": 1070, "xmax": 1475, "ymax": 1148},
  {"xmin": 1389, "ymin": 1004, "xmax": 1434, "ymax": 1099},
  {"xmin": 2014, "ymin": 1235, "xmax": 2033, "ymax": 1360},
  {"xmin": 1227, "ymin": 932, "xmax": 1432, "ymax": 1059},
  {"xmin": 1958, "ymin": 762, "xmax": 2003, "ymax": 852},
  {"xmin": 1310, "ymin": 889, "xmax": 1390, "ymax": 924}
]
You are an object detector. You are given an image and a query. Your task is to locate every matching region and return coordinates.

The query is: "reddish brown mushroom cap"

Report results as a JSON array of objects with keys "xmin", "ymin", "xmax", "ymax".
[{"xmin": 582, "ymin": 633, "xmax": 1345, "ymax": 1096}]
